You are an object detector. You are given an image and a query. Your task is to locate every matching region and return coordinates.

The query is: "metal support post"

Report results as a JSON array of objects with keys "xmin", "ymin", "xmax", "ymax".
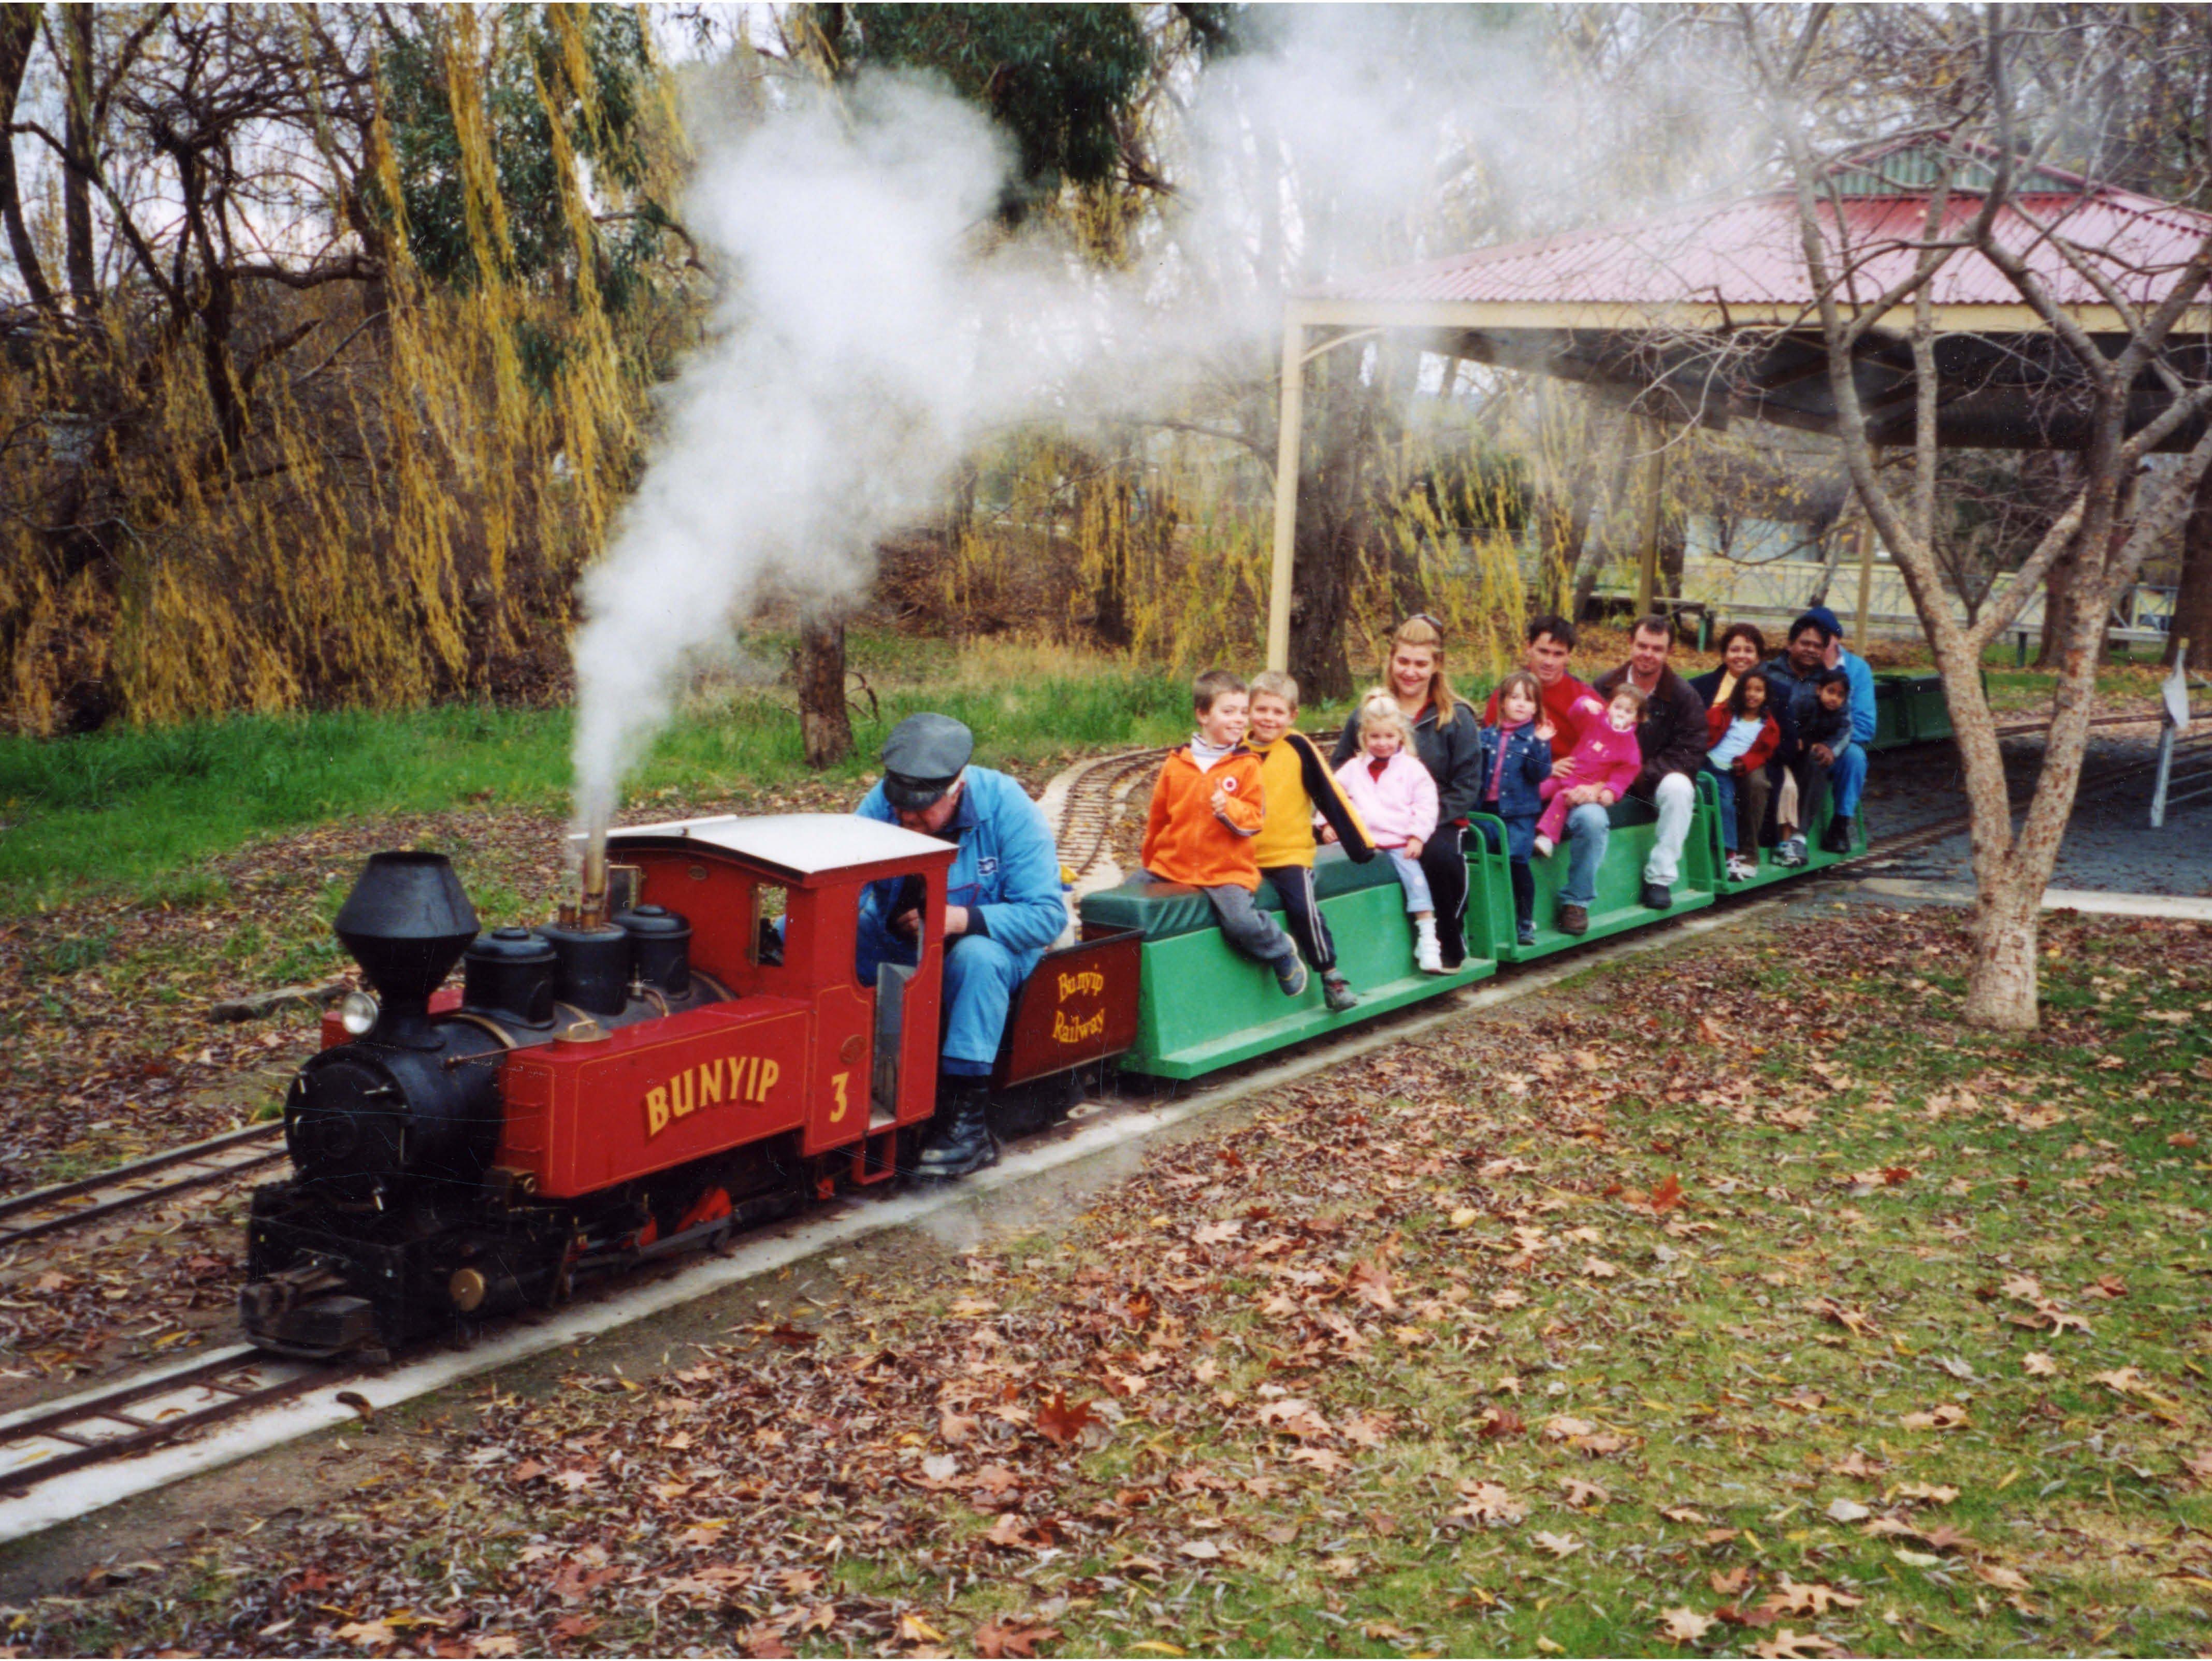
[
  {"xmin": 1853, "ymin": 518, "xmax": 1876, "ymax": 643},
  {"xmin": 2152, "ymin": 638, "xmax": 2189, "ymax": 828},
  {"xmin": 1633, "ymin": 424, "xmax": 1664, "ymax": 617},
  {"xmin": 1265, "ymin": 320, "xmax": 1306, "ymax": 676}
]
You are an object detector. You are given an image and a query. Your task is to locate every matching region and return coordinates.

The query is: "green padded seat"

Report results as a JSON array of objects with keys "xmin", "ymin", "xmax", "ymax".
[{"xmin": 1079, "ymin": 843, "xmax": 1405, "ymax": 942}]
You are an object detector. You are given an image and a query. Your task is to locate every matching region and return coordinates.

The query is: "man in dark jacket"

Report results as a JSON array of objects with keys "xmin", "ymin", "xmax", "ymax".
[{"xmin": 1592, "ymin": 614, "xmax": 1709, "ymax": 911}]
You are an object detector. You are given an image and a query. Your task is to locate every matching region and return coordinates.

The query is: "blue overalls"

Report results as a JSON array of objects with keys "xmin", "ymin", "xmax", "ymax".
[{"xmin": 854, "ymin": 768, "xmax": 1066, "ymax": 1079}]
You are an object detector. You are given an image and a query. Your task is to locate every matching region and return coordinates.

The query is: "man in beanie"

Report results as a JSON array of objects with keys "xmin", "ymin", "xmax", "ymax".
[
  {"xmin": 854, "ymin": 714, "xmax": 1065, "ymax": 1178},
  {"xmin": 1763, "ymin": 608, "xmax": 1874, "ymax": 857}
]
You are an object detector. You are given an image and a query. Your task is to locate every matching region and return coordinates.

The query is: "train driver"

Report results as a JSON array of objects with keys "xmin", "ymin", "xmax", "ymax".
[{"xmin": 854, "ymin": 713, "xmax": 1066, "ymax": 1179}]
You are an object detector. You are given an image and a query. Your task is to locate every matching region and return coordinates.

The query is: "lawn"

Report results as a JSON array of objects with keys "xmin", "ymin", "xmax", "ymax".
[
  {"xmin": 0, "ymin": 633, "xmax": 1194, "ymax": 916},
  {"xmin": 15, "ymin": 904, "xmax": 2207, "ymax": 1657}
]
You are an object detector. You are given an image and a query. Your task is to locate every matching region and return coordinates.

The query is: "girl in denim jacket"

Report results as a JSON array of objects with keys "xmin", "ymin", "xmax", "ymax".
[{"xmin": 1474, "ymin": 671, "xmax": 1553, "ymax": 946}]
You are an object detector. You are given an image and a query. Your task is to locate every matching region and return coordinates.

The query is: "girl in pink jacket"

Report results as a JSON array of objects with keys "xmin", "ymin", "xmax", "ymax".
[
  {"xmin": 1532, "ymin": 684, "xmax": 1646, "ymax": 855},
  {"xmin": 1334, "ymin": 694, "xmax": 1446, "ymax": 972}
]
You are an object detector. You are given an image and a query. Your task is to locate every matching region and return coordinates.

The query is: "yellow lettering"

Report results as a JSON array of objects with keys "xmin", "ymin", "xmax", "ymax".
[
  {"xmin": 1052, "ymin": 1008, "xmax": 1108, "ymax": 1045},
  {"xmin": 645, "ymin": 1086, "xmax": 670, "ymax": 1137},
  {"xmin": 1058, "ymin": 970, "xmax": 1105, "ymax": 999},
  {"xmin": 670, "ymin": 1067, "xmax": 696, "ymax": 1120},
  {"xmin": 829, "ymin": 1070, "xmax": 849, "ymax": 1123},
  {"xmin": 700, "ymin": 1057, "xmax": 725, "ymax": 1107},
  {"xmin": 736, "ymin": 1056, "xmax": 756, "ymax": 1101},
  {"xmin": 758, "ymin": 1059, "xmax": 780, "ymax": 1100}
]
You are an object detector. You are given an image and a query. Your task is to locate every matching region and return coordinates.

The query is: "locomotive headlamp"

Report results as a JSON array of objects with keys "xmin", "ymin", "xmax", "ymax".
[{"xmin": 338, "ymin": 990, "xmax": 380, "ymax": 1036}]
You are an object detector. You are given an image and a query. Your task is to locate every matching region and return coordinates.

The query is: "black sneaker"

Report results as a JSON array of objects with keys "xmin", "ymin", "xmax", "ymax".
[
  {"xmin": 1820, "ymin": 816, "xmax": 1857, "ymax": 855},
  {"xmin": 1516, "ymin": 921, "xmax": 1538, "ymax": 947},
  {"xmin": 1641, "ymin": 880, "xmax": 1671, "ymax": 911},
  {"xmin": 1322, "ymin": 974, "xmax": 1358, "ymax": 1013},
  {"xmin": 1276, "ymin": 957, "xmax": 1309, "ymax": 998}
]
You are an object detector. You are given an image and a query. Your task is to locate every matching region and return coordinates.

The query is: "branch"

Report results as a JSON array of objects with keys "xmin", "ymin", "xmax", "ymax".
[{"xmin": 1964, "ymin": 489, "xmax": 2089, "ymax": 654}]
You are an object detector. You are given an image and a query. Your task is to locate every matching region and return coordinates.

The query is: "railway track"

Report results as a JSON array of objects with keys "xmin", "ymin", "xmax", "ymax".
[
  {"xmin": 0, "ymin": 1344, "xmax": 340, "ymax": 1498},
  {"xmin": 0, "ymin": 1121, "xmax": 285, "ymax": 1254},
  {"xmin": 0, "ymin": 700, "xmax": 2196, "ymax": 1512},
  {"xmin": 5, "ymin": 702, "xmax": 2199, "ymax": 1263}
]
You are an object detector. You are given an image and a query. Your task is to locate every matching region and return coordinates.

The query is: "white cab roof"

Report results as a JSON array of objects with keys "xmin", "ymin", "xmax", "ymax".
[{"xmin": 603, "ymin": 813, "xmax": 952, "ymax": 880}]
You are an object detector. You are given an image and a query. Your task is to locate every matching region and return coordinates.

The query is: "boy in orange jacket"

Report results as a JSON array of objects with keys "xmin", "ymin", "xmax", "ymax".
[{"xmin": 1141, "ymin": 669, "xmax": 1310, "ymax": 998}]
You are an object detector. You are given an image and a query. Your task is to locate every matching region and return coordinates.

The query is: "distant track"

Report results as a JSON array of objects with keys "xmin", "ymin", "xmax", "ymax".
[
  {"xmin": 0, "ymin": 1122, "xmax": 284, "ymax": 1255},
  {"xmin": 0, "ymin": 1345, "xmax": 339, "ymax": 1497}
]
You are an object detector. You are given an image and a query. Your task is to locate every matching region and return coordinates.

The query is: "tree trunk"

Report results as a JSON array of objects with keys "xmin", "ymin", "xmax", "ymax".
[
  {"xmin": 2167, "ymin": 463, "xmax": 2212, "ymax": 670},
  {"xmin": 2034, "ymin": 530, "xmax": 2080, "ymax": 669},
  {"xmin": 0, "ymin": 5, "xmax": 55, "ymax": 312},
  {"xmin": 1087, "ymin": 461, "xmax": 1133, "ymax": 649},
  {"xmin": 795, "ymin": 606, "xmax": 852, "ymax": 769},
  {"xmin": 1963, "ymin": 884, "xmax": 2041, "ymax": 1029},
  {"xmin": 1287, "ymin": 360, "xmax": 1376, "ymax": 704},
  {"xmin": 63, "ymin": 5, "xmax": 95, "ymax": 312}
]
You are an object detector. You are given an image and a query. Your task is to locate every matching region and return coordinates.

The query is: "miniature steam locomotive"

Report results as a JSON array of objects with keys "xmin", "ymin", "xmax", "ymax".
[{"xmin": 240, "ymin": 816, "xmax": 1137, "ymax": 1357}]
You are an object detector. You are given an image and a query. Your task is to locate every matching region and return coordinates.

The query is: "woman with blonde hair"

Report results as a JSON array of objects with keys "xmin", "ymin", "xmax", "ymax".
[{"xmin": 1329, "ymin": 614, "xmax": 1484, "ymax": 969}]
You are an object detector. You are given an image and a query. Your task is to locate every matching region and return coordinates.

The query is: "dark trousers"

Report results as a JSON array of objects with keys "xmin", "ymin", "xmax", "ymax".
[
  {"xmin": 1473, "ymin": 820, "xmax": 1536, "ymax": 930},
  {"xmin": 1260, "ymin": 864, "xmax": 1337, "ymax": 975},
  {"xmin": 1419, "ymin": 822, "xmax": 1472, "ymax": 969}
]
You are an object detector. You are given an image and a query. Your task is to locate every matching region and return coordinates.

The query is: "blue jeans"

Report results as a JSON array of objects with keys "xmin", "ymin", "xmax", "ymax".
[
  {"xmin": 1560, "ymin": 803, "xmax": 1609, "ymax": 906},
  {"xmin": 856, "ymin": 923, "xmax": 1028, "ymax": 1080},
  {"xmin": 1830, "ymin": 741, "xmax": 1867, "ymax": 818},
  {"xmin": 1706, "ymin": 766, "xmax": 1740, "ymax": 852}
]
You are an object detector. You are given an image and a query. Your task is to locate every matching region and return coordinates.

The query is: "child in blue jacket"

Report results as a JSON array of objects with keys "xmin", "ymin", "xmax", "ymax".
[{"xmin": 1473, "ymin": 671, "xmax": 1553, "ymax": 946}]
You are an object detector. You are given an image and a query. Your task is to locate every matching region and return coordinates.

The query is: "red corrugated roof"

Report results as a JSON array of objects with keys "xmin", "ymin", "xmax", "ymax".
[{"xmin": 1312, "ymin": 185, "xmax": 2212, "ymax": 313}]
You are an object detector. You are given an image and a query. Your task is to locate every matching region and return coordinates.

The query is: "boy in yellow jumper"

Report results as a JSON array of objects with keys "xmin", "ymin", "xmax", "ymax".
[
  {"xmin": 1141, "ymin": 669, "xmax": 1309, "ymax": 998},
  {"xmin": 1246, "ymin": 670, "xmax": 1376, "ymax": 1012}
]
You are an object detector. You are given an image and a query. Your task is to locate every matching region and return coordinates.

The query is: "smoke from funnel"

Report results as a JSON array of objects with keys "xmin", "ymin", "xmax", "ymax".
[{"xmin": 566, "ymin": 12, "xmax": 1737, "ymax": 858}]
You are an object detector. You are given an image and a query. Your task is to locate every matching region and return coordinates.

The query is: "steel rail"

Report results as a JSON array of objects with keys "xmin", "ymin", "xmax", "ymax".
[
  {"xmin": 0, "ymin": 1123, "xmax": 286, "ymax": 1253},
  {"xmin": 0, "ymin": 1346, "xmax": 342, "ymax": 1497}
]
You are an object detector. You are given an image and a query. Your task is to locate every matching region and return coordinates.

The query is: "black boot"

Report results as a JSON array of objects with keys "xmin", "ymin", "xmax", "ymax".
[
  {"xmin": 1820, "ymin": 815, "xmax": 1857, "ymax": 855},
  {"xmin": 916, "ymin": 1077, "xmax": 998, "ymax": 1179}
]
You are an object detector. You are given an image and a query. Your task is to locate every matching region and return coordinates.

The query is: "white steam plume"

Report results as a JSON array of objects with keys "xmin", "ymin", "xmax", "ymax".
[
  {"xmin": 569, "ymin": 76, "xmax": 1095, "ymax": 846},
  {"xmin": 569, "ymin": 10, "xmax": 1747, "ymax": 847}
]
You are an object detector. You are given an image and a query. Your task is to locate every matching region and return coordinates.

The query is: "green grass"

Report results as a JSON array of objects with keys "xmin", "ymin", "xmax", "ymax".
[{"xmin": 0, "ymin": 634, "xmax": 1192, "ymax": 916}]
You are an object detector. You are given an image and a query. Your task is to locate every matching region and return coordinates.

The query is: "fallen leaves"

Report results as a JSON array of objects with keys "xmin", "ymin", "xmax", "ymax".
[
  {"xmin": 1658, "ymin": 1607, "xmax": 1714, "ymax": 1644},
  {"xmin": 1032, "ymin": 1392, "xmax": 1097, "ymax": 1447},
  {"xmin": 1530, "ymin": 1529, "xmax": 1583, "ymax": 1558},
  {"xmin": 1898, "ymin": 1403, "xmax": 1969, "ymax": 1432},
  {"xmin": 1808, "ymin": 1297, "xmax": 1877, "ymax": 1338},
  {"xmin": 1754, "ymin": 1628, "xmax": 1843, "ymax": 1658}
]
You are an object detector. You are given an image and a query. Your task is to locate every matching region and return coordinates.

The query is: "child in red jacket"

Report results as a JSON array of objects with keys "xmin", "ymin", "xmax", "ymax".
[
  {"xmin": 1532, "ymin": 684, "xmax": 1647, "ymax": 856},
  {"xmin": 1705, "ymin": 669, "xmax": 1781, "ymax": 879}
]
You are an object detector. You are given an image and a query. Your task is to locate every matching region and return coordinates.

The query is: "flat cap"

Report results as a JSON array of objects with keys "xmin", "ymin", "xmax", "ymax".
[{"xmin": 880, "ymin": 713, "xmax": 974, "ymax": 810}]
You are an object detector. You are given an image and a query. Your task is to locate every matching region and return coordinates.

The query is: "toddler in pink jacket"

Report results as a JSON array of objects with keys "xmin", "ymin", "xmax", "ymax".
[
  {"xmin": 1532, "ymin": 684, "xmax": 1646, "ymax": 855},
  {"xmin": 1334, "ymin": 694, "xmax": 1447, "ymax": 972}
]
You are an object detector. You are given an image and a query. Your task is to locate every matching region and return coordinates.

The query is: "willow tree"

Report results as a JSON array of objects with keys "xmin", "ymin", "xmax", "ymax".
[{"xmin": 0, "ymin": 3, "xmax": 691, "ymax": 732}]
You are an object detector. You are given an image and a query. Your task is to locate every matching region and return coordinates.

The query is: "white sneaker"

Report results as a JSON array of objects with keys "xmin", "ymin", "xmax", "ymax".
[
  {"xmin": 1532, "ymin": 834, "xmax": 1555, "ymax": 859},
  {"xmin": 1414, "ymin": 923, "xmax": 1444, "ymax": 974},
  {"xmin": 1774, "ymin": 836, "xmax": 1808, "ymax": 868},
  {"xmin": 1726, "ymin": 854, "xmax": 1756, "ymax": 882}
]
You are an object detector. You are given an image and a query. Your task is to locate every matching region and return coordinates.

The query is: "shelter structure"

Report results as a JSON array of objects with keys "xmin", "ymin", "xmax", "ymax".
[{"xmin": 1266, "ymin": 138, "xmax": 2212, "ymax": 669}]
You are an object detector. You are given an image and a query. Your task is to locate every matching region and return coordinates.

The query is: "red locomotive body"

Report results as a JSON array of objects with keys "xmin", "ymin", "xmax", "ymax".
[{"xmin": 243, "ymin": 814, "xmax": 1134, "ymax": 1359}]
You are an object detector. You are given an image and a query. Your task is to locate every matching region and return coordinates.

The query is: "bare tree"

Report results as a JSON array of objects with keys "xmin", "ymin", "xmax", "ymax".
[{"xmin": 1744, "ymin": 4, "xmax": 2212, "ymax": 1029}]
